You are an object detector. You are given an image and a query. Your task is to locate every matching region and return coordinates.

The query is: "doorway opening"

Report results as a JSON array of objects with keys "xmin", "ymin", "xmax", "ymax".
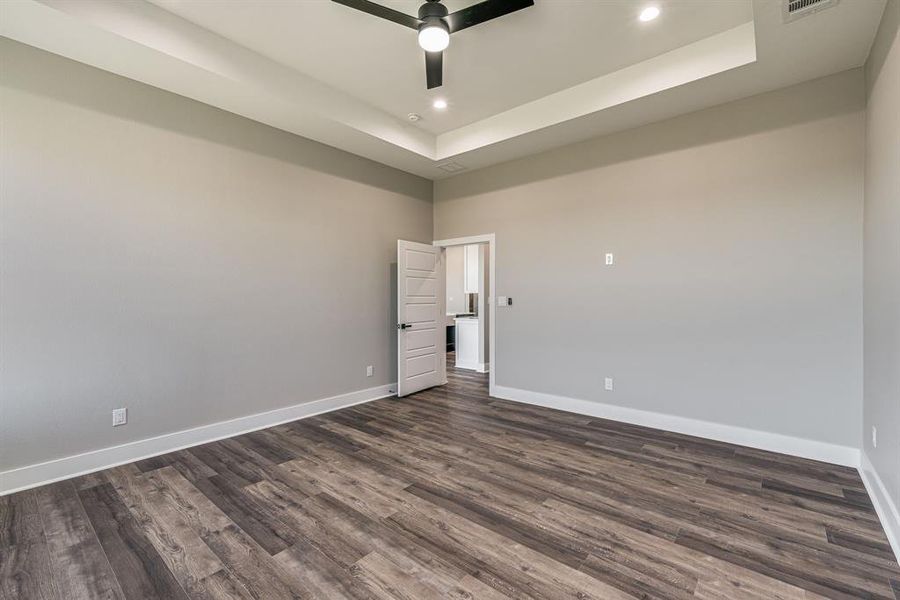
[
  {"xmin": 444, "ymin": 242, "xmax": 489, "ymax": 371},
  {"xmin": 396, "ymin": 234, "xmax": 496, "ymax": 398}
]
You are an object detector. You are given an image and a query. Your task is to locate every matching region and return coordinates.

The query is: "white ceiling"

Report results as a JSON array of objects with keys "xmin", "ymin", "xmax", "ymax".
[
  {"xmin": 147, "ymin": 0, "xmax": 753, "ymax": 134},
  {"xmin": 0, "ymin": 0, "xmax": 887, "ymax": 179}
]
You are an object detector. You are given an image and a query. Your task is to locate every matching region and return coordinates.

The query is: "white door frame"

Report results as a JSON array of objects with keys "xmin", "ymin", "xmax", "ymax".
[{"xmin": 433, "ymin": 234, "xmax": 496, "ymax": 397}]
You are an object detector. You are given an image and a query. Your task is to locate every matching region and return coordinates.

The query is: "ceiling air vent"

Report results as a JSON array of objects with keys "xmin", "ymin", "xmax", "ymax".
[
  {"xmin": 783, "ymin": 0, "xmax": 839, "ymax": 23},
  {"xmin": 438, "ymin": 162, "xmax": 466, "ymax": 173}
]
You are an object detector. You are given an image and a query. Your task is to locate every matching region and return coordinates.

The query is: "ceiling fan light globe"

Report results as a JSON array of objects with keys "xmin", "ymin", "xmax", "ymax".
[{"xmin": 418, "ymin": 24, "xmax": 449, "ymax": 52}]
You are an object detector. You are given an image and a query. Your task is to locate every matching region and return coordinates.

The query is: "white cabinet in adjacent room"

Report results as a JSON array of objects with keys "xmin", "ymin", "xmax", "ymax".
[
  {"xmin": 464, "ymin": 244, "xmax": 480, "ymax": 294},
  {"xmin": 445, "ymin": 245, "xmax": 466, "ymax": 315},
  {"xmin": 454, "ymin": 317, "xmax": 479, "ymax": 370}
]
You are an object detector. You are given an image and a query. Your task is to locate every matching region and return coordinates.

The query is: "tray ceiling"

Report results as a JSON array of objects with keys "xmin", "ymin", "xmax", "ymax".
[{"xmin": 0, "ymin": 0, "xmax": 887, "ymax": 179}]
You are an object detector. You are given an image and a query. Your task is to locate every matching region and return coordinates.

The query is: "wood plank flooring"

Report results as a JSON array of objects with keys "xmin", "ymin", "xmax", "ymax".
[{"xmin": 3, "ymin": 356, "xmax": 898, "ymax": 599}]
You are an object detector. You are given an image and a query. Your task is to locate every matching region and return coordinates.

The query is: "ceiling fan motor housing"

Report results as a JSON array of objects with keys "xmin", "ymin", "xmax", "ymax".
[{"xmin": 418, "ymin": 1, "xmax": 449, "ymax": 22}]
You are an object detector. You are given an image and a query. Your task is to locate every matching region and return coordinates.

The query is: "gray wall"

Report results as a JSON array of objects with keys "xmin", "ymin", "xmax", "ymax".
[
  {"xmin": 864, "ymin": 0, "xmax": 900, "ymax": 518},
  {"xmin": 0, "ymin": 39, "xmax": 433, "ymax": 472},
  {"xmin": 435, "ymin": 69, "xmax": 866, "ymax": 447},
  {"xmin": 0, "ymin": 34, "xmax": 879, "ymax": 474}
]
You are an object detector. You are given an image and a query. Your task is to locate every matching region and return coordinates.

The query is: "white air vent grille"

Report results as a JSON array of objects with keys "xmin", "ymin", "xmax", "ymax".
[
  {"xmin": 438, "ymin": 162, "xmax": 466, "ymax": 173},
  {"xmin": 783, "ymin": 0, "xmax": 839, "ymax": 23}
]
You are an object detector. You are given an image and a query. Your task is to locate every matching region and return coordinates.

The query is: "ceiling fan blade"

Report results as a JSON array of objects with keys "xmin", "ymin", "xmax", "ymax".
[
  {"xmin": 445, "ymin": 0, "xmax": 534, "ymax": 33},
  {"xmin": 331, "ymin": 0, "xmax": 422, "ymax": 29},
  {"xmin": 425, "ymin": 51, "xmax": 443, "ymax": 89}
]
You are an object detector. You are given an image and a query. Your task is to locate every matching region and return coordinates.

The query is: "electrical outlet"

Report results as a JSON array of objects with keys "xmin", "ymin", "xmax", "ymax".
[
  {"xmin": 112, "ymin": 407, "xmax": 127, "ymax": 427},
  {"xmin": 605, "ymin": 253, "xmax": 614, "ymax": 266},
  {"xmin": 604, "ymin": 377, "xmax": 614, "ymax": 391},
  {"xmin": 366, "ymin": 365, "xmax": 374, "ymax": 377},
  {"xmin": 872, "ymin": 425, "xmax": 877, "ymax": 448}
]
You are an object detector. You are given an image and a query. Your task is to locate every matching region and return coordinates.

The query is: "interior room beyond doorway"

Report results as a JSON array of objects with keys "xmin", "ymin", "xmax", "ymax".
[{"xmin": 445, "ymin": 243, "xmax": 489, "ymax": 374}]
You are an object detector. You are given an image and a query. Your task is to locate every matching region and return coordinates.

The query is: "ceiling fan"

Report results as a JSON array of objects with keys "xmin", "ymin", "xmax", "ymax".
[{"xmin": 331, "ymin": 0, "xmax": 535, "ymax": 89}]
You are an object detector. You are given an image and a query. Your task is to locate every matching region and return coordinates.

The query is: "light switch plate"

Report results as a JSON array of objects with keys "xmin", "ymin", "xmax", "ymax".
[
  {"xmin": 112, "ymin": 407, "xmax": 127, "ymax": 427},
  {"xmin": 605, "ymin": 253, "xmax": 614, "ymax": 266}
]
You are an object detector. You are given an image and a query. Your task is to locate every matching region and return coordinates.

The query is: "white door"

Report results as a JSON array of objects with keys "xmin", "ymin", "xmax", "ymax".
[{"xmin": 397, "ymin": 240, "xmax": 445, "ymax": 397}]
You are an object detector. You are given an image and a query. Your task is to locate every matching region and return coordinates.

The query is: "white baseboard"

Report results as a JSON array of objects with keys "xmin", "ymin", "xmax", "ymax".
[
  {"xmin": 492, "ymin": 385, "xmax": 860, "ymax": 468},
  {"xmin": 0, "ymin": 383, "xmax": 396, "ymax": 496},
  {"xmin": 859, "ymin": 451, "xmax": 900, "ymax": 564}
]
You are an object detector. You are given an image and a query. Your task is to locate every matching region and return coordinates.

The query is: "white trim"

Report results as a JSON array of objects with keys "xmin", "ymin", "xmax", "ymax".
[
  {"xmin": 433, "ymin": 234, "xmax": 496, "ymax": 397},
  {"xmin": 859, "ymin": 451, "xmax": 900, "ymax": 565},
  {"xmin": 0, "ymin": 383, "xmax": 396, "ymax": 496},
  {"xmin": 492, "ymin": 385, "xmax": 860, "ymax": 468},
  {"xmin": 433, "ymin": 235, "xmax": 494, "ymax": 246},
  {"xmin": 477, "ymin": 362, "xmax": 490, "ymax": 373}
]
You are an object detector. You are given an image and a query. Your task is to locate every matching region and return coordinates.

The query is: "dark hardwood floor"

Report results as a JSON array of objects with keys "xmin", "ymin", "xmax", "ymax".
[{"xmin": 2, "ymin": 355, "xmax": 898, "ymax": 599}]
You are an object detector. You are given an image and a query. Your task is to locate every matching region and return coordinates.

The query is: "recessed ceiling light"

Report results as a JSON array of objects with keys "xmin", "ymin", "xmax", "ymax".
[
  {"xmin": 432, "ymin": 99, "xmax": 448, "ymax": 110},
  {"xmin": 639, "ymin": 6, "xmax": 660, "ymax": 22}
]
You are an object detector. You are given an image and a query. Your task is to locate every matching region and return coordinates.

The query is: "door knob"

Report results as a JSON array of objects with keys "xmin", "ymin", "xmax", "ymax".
[{"xmin": 397, "ymin": 323, "xmax": 413, "ymax": 330}]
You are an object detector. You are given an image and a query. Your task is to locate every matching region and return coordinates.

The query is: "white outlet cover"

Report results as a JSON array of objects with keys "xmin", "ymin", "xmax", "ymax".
[
  {"xmin": 366, "ymin": 365, "xmax": 374, "ymax": 377},
  {"xmin": 604, "ymin": 377, "xmax": 614, "ymax": 391},
  {"xmin": 605, "ymin": 253, "xmax": 614, "ymax": 266}
]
